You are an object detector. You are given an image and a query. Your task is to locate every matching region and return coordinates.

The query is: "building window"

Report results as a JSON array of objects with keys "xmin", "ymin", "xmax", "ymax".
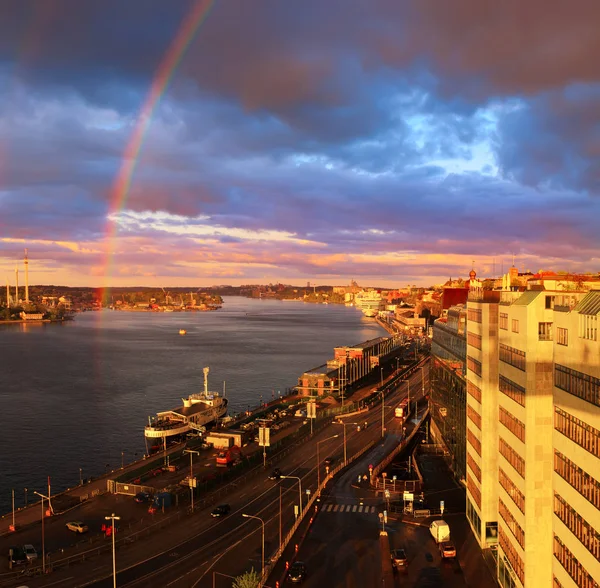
[
  {"xmin": 499, "ymin": 557, "xmax": 517, "ymax": 588},
  {"xmin": 554, "ymin": 534, "xmax": 600, "ymax": 588},
  {"xmin": 499, "ymin": 467, "xmax": 525, "ymax": 514},
  {"xmin": 499, "ymin": 437, "xmax": 525, "ymax": 478},
  {"xmin": 468, "ymin": 405, "xmax": 482, "ymax": 430},
  {"xmin": 468, "ymin": 428, "xmax": 482, "ymax": 457},
  {"xmin": 499, "ymin": 498, "xmax": 525, "ymax": 548},
  {"xmin": 467, "ymin": 496, "xmax": 482, "ymax": 536},
  {"xmin": 539, "ymin": 322, "xmax": 553, "ymax": 341},
  {"xmin": 499, "ymin": 527, "xmax": 525, "ymax": 585},
  {"xmin": 467, "ymin": 473, "xmax": 481, "ymax": 508},
  {"xmin": 468, "ymin": 308, "xmax": 482, "ymax": 323},
  {"xmin": 467, "ymin": 331, "xmax": 482, "ymax": 350},
  {"xmin": 499, "ymin": 407, "xmax": 526, "ymax": 443},
  {"xmin": 546, "ymin": 295, "xmax": 556, "ymax": 309},
  {"xmin": 579, "ymin": 314, "xmax": 598, "ymax": 341},
  {"xmin": 500, "ymin": 312, "xmax": 508, "ymax": 330},
  {"xmin": 554, "ymin": 450, "xmax": 600, "ymax": 511},
  {"xmin": 555, "ymin": 407, "xmax": 600, "ymax": 458},
  {"xmin": 467, "ymin": 355, "xmax": 482, "ymax": 377},
  {"xmin": 556, "ymin": 327, "xmax": 568, "ymax": 346},
  {"xmin": 467, "ymin": 380, "xmax": 482, "ymax": 404},
  {"xmin": 511, "ymin": 319, "xmax": 519, "ymax": 333},
  {"xmin": 499, "ymin": 375, "xmax": 526, "ymax": 407},
  {"xmin": 554, "ymin": 493, "xmax": 600, "ymax": 560},
  {"xmin": 467, "ymin": 453, "xmax": 482, "ymax": 482},
  {"xmin": 499, "ymin": 344, "xmax": 526, "ymax": 371},
  {"xmin": 555, "ymin": 364, "xmax": 600, "ymax": 408}
]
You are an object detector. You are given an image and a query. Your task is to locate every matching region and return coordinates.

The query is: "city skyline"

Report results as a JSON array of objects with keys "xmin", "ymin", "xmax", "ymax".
[{"xmin": 1, "ymin": 1, "xmax": 599, "ymax": 288}]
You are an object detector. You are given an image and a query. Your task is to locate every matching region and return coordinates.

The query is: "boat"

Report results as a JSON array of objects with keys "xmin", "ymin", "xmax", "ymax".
[
  {"xmin": 179, "ymin": 329, "xmax": 187, "ymax": 335},
  {"xmin": 144, "ymin": 367, "xmax": 228, "ymax": 453}
]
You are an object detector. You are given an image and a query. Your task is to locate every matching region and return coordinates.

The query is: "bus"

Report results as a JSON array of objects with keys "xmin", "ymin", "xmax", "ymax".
[{"xmin": 395, "ymin": 398, "xmax": 409, "ymax": 418}]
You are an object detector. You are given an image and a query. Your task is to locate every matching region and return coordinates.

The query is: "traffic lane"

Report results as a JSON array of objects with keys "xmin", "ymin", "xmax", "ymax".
[
  {"xmin": 299, "ymin": 507, "xmax": 383, "ymax": 588},
  {"xmin": 390, "ymin": 522, "xmax": 466, "ymax": 588}
]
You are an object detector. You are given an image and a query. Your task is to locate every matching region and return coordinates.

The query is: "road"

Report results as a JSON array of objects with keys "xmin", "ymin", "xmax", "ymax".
[{"xmin": 6, "ymin": 362, "xmax": 429, "ymax": 588}]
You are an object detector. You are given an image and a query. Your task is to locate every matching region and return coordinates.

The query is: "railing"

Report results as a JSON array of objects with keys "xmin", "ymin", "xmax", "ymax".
[{"xmin": 261, "ymin": 439, "xmax": 376, "ymax": 586}]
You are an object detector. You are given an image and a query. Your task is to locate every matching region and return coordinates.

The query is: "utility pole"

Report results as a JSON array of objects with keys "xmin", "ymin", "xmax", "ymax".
[{"xmin": 184, "ymin": 449, "xmax": 200, "ymax": 511}]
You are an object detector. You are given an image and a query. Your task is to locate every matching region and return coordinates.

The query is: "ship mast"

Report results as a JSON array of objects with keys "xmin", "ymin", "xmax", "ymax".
[{"xmin": 203, "ymin": 366, "xmax": 209, "ymax": 395}]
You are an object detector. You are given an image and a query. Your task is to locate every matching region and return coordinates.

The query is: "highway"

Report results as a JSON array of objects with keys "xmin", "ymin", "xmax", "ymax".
[{"xmin": 11, "ymin": 361, "xmax": 428, "ymax": 588}]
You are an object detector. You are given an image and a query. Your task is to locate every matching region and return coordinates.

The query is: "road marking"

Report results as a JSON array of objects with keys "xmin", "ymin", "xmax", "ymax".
[
  {"xmin": 42, "ymin": 579, "xmax": 75, "ymax": 587},
  {"xmin": 333, "ymin": 504, "xmax": 340, "ymax": 512},
  {"xmin": 352, "ymin": 505, "xmax": 358, "ymax": 512}
]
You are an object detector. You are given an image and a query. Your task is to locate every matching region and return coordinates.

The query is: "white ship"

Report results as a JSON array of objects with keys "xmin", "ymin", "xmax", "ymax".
[
  {"xmin": 354, "ymin": 290, "xmax": 384, "ymax": 317},
  {"xmin": 144, "ymin": 367, "xmax": 227, "ymax": 453}
]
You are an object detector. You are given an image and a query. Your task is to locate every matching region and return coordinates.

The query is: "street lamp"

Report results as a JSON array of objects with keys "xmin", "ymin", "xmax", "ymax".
[
  {"xmin": 333, "ymin": 421, "xmax": 358, "ymax": 465},
  {"xmin": 380, "ymin": 368, "xmax": 384, "ymax": 388},
  {"xmin": 33, "ymin": 490, "xmax": 50, "ymax": 574},
  {"xmin": 242, "ymin": 513, "xmax": 265, "ymax": 581},
  {"xmin": 281, "ymin": 475, "xmax": 303, "ymax": 514},
  {"xmin": 121, "ymin": 451, "xmax": 125, "ymax": 470},
  {"xmin": 79, "ymin": 468, "xmax": 83, "ymax": 486},
  {"xmin": 420, "ymin": 365, "xmax": 426, "ymax": 398},
  {"xmin": 377, "ymin": 390, "xmax": 385, "ymax": 439},
  {"xmin": 317, "ymin": 434, "xmax": 339, "ymax": 491},
  {"xmin": 183, "ymin": 449, "xmax": 200, "ymax": 510},
  {"xmin": 105, "ymin": 513, "xmax": 121, "ymax": 588}
]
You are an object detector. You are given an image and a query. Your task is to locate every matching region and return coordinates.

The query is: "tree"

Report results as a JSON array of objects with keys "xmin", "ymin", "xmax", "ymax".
[{"xmin": 232, "ymin": 568, "xmax": 261, "ymax": 588}]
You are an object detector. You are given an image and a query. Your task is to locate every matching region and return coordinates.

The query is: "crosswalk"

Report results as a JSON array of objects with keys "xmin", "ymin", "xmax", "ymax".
[{"xmin": 321, "ymin": 503, "xmax": 378, "ymax": 514}]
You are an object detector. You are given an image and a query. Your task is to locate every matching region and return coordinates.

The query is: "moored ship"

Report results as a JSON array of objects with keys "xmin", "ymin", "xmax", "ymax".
[{"xmin": 144, "ymin": 367, "xmax": 227, "ymax": 453}]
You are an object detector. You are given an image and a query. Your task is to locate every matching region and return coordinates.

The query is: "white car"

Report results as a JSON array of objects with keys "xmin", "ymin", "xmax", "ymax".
[
  {"xmin": 66, "ymin": 521, "xmax": 89, "ymax": 533},
  {"xmin": 23, "ymin": 544, "xmax": 37, "ymax": 561}
]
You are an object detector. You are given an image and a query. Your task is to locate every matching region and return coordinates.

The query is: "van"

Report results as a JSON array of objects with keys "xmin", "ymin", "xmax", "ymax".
[{"xmin": 429, "ymin": 520, "xmax": 450, "ymax": 544}]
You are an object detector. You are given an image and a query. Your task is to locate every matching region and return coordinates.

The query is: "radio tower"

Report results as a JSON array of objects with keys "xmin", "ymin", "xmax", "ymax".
[{"xmin": 24, "ymin": 249, "xmax": 30, "ymax": 303}]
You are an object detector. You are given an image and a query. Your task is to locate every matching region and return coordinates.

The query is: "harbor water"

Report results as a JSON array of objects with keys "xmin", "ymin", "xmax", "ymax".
[{"xmin": 0, "ymin": 297, "xmax": 387, "ymax": 514}]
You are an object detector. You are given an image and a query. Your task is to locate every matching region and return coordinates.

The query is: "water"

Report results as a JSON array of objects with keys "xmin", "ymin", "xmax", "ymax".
[{"xmin": 0, "ymin": 297, "xmax": 386, "ymax": 513}]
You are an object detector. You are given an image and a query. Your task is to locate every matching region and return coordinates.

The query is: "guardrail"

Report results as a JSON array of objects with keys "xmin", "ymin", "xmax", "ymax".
[{"xmin": 261, "ymin": 439, "xmax": 376, "ymax": 586}]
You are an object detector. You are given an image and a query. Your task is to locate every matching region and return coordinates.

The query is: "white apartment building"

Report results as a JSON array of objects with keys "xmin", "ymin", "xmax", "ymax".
[{"xmin": 462, "ymin": 280, "xmax": 600, "ymax": 588}]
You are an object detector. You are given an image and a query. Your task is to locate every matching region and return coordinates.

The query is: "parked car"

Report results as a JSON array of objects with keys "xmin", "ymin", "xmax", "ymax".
[
  {"xmin": 66, "ymin": 521, "xmax": 89, "ymax": 534},
  {"xmin": 287, "ymin": 561, "xmax": 306, "ymax": 583},
  {"xmin": 134, "ymin": 492, "xmax": 152, "ymax": 503},
  {"xmin": 391, "ymin": 548, "xmax": 407, "ymax": 570},
  {"xmin": 7, "ymin": 546, "xmax": 27, "ymax": 568},
  {"xmin": 23, "ymin": 544, "xmax": 38, "ymax": 562},
  {"xmin": 268, "ymin": 468, "xmax": 282, "ymax": 480},
  {"xmin": 440, "ymin": 541, "xmax": 456, "ymax": 559},
  {"xmin": 211, "ymin": 504, "xmax": 231, "ymax": 517}
]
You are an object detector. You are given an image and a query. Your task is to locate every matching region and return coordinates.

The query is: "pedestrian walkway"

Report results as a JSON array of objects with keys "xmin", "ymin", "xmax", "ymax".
[{"xmin": 321, "ymin": 503, "xmax": 378, "ymax": 514}]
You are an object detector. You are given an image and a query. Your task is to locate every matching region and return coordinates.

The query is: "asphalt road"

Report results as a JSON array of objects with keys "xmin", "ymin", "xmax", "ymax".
[{"xmin": 6, "ymin": 364, "xmax": 429, "ymax": 588}]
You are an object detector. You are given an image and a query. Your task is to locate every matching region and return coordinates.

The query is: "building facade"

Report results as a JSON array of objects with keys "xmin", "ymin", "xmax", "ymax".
[{"xmin": 433, "ymin": 274, "xmax": 600, "ymax": 587}]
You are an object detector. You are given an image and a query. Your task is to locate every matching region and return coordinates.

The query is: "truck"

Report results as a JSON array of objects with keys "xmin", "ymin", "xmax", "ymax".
[
  {"xmin": 216, "ymin": 445, "xmax": 242, "ymax": 467},
  {"xmin": 429, "ymin": 520, "xmax": 450, "ymax": 544}
]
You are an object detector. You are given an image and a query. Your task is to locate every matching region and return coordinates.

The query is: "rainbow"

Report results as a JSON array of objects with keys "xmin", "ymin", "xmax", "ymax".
[{"xmin": 102, "ymin": 0, "xmax": 215, "ymax": 294}]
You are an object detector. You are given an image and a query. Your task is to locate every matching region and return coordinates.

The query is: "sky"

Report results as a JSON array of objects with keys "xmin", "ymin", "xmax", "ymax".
[{"xmin": 0, "ymin": 0, "xmax": 599, "ymax": 288}]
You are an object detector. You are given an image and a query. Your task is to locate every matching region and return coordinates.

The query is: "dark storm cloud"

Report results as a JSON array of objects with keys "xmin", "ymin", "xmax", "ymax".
[{"xmin": 1, "ymin": 0, "xmax": 599, "ymax": 284}]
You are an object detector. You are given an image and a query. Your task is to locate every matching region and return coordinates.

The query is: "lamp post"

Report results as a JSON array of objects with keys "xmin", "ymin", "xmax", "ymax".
[
  {"xmin": 183, "ymin": 449, "xmax": 200, "ymax": 511},
  {"xmin": 242, "ymin": 513, "xmax": 265, "ymax": 581},
  {"xmin": 378, "ymin": 390, "xmax": 385, "ymax": 439},
  {"xmin": 79, "ymin": 468, "xmax": 83, "ymax": 486},
  {"xmin": 380, "ymin": 368, "xmax": 384, "ymax": 388},
  {"xmin": 121, "ymin": 451, "xmax": 125, "ymax": 470},
  {"xmin": 420, "ymin": 365, "xmax": 426, "ymax": 398},
  {"xmin": 33, "ymin": 490, "xmax": 50, "ymax": 574},
  {"xmin": 24, "ymin": 487, "xmax": 28, "ymax": 506},
  {"xmin": 317, "ymin": 434, "xmax": 339, "ymax": 491},
  {"xmin": 105, "ymin": 513, "xmax": 121, "ymax": 588},
  {"xmin": 333, "ymin": 421, "xmax": 358, "ymax": 465},
  {"xmin": 403, "ymin": 379, "xmax": 411, "ymax": 414},
  {"xmin": 281, "ymin": 475, "xmax": 303, "ymax": 514}
]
